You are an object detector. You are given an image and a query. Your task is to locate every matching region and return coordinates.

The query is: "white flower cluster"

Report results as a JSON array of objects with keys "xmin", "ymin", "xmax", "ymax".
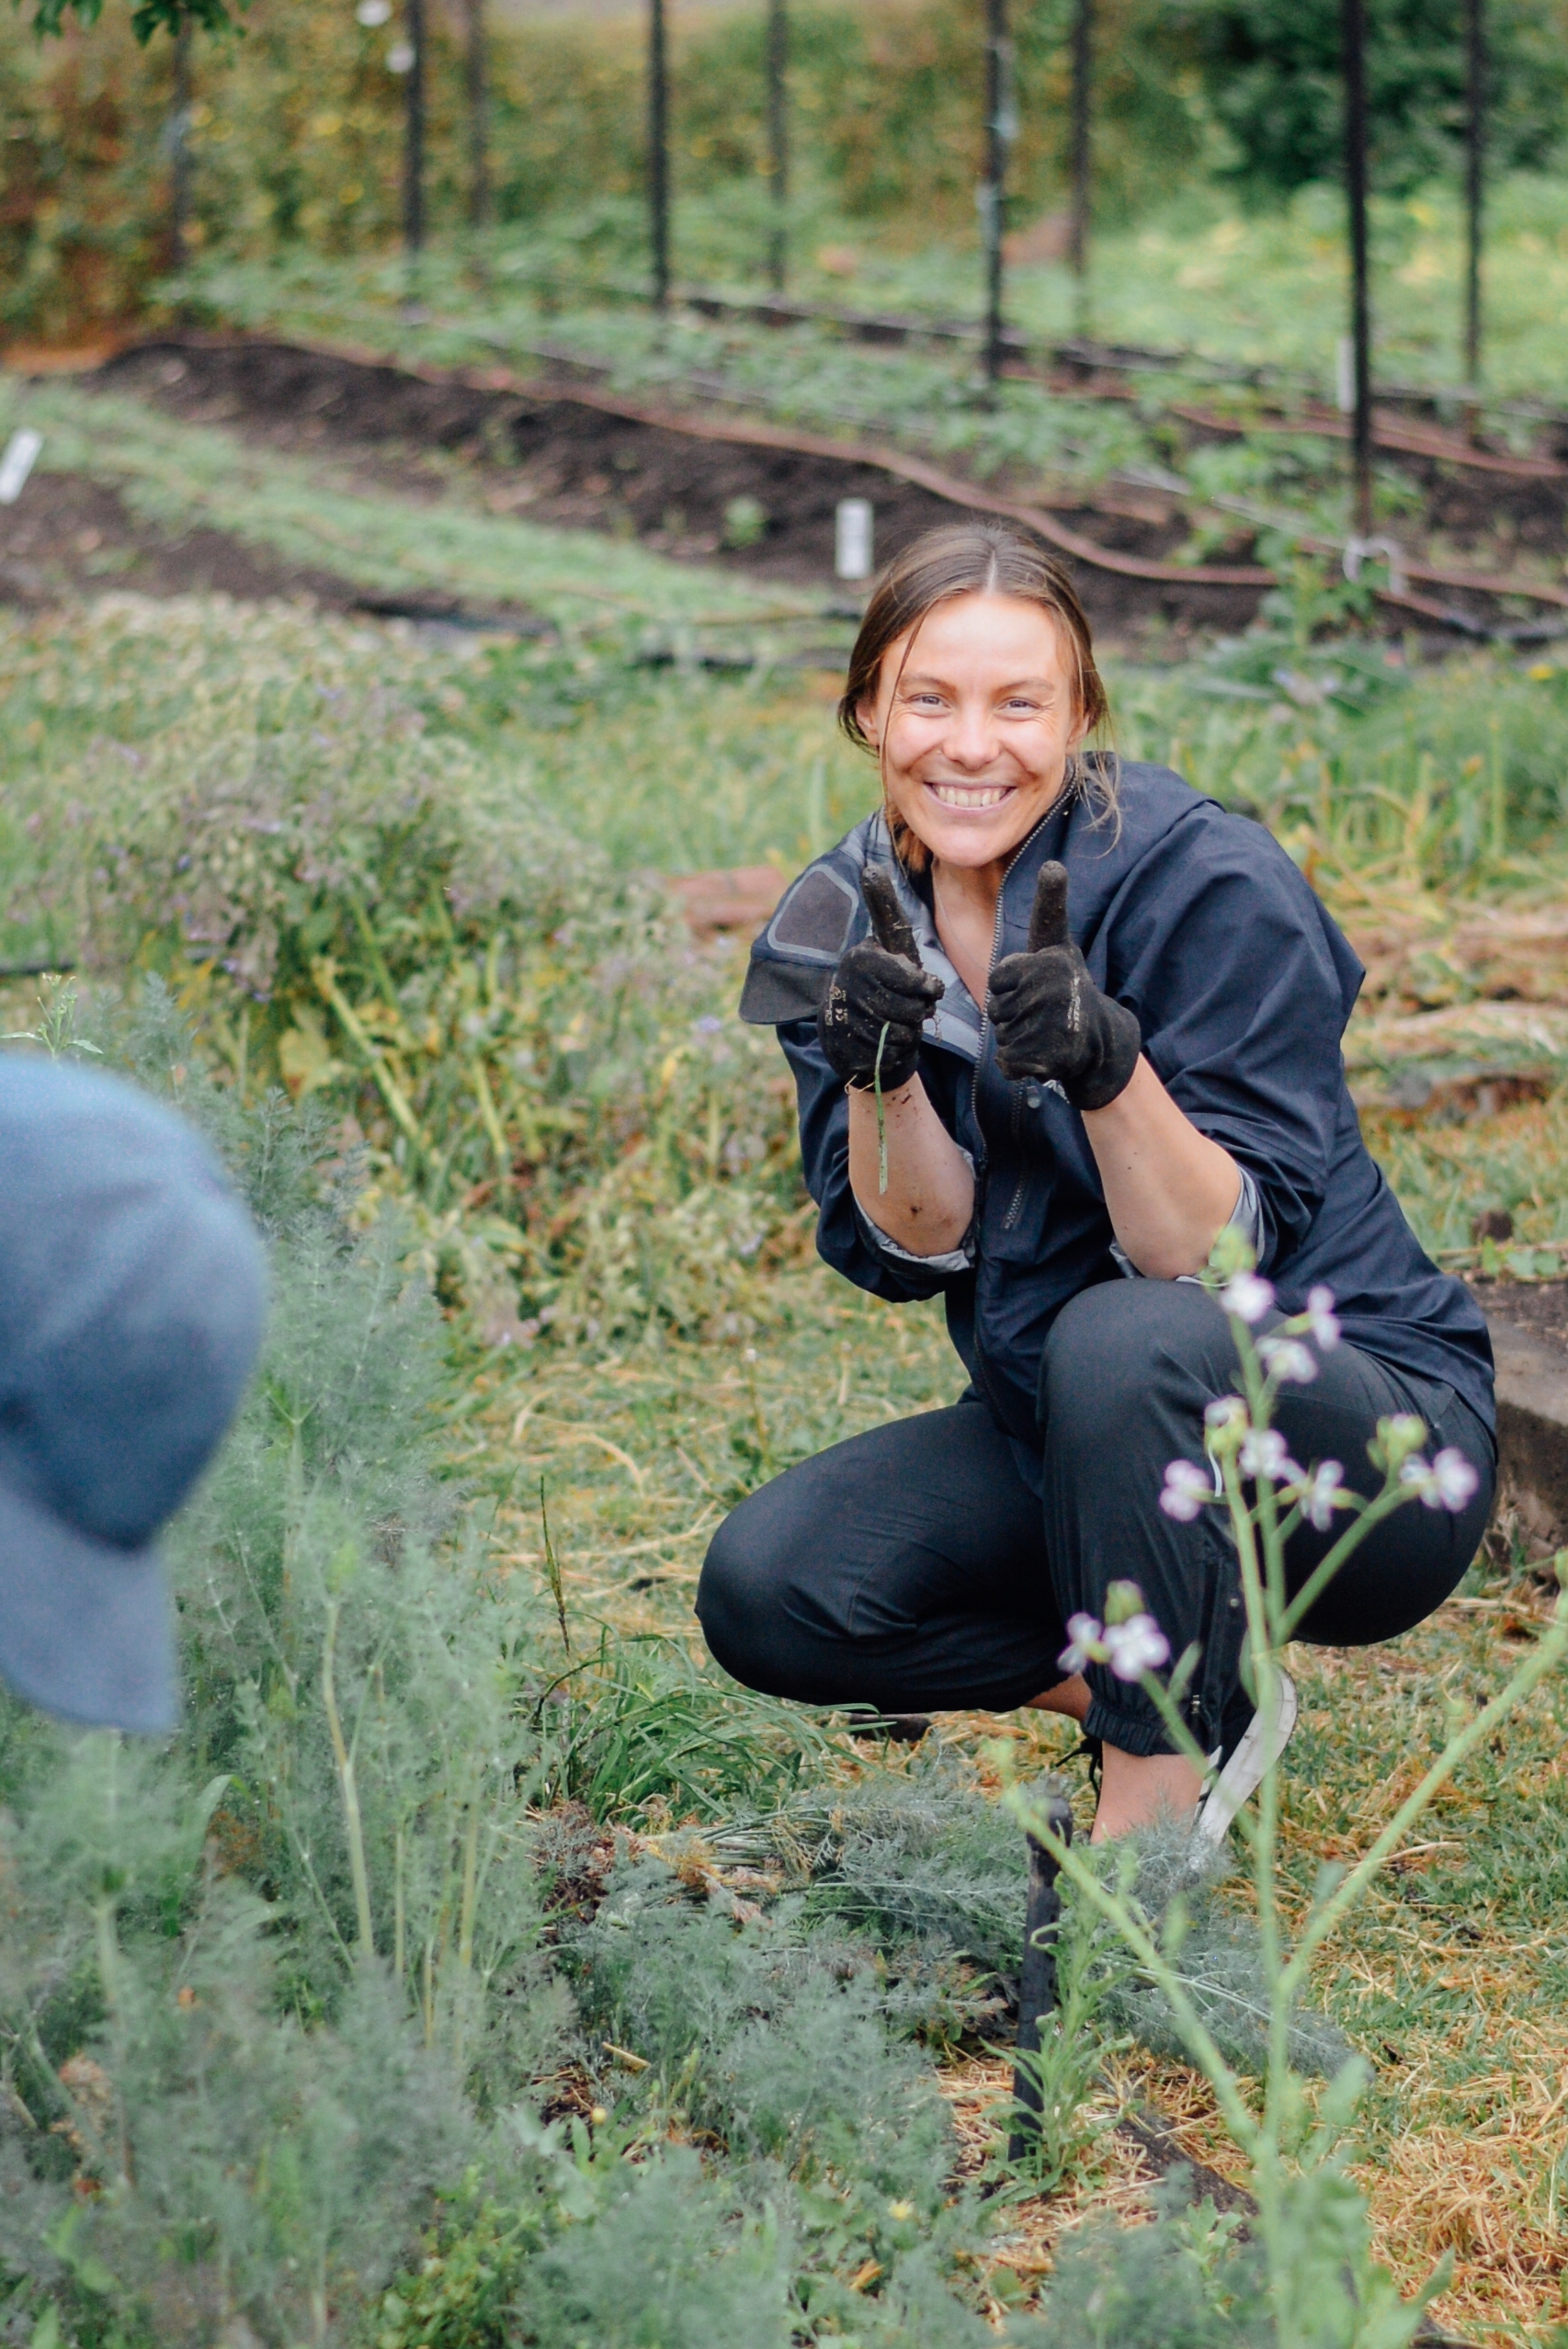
[
  {"xmin": 1158, "ymin": 1274, "xmax": 1481, "ymax": 1533},
  {"xmin": 1399, "ymin": 1447, "xmax": 1481, "ymax": 1512},
  {"xmin": 1220, "ymin": 1272, "xmax": 1340, "ymax": 1383},
  {"xmin": 1162, "ymin": 1400, "xmax": 1358, "ymax": 1531},
  {"xmin": 1059, "ymin": 1584, "xmax": 1172, "ymax": 1682}
]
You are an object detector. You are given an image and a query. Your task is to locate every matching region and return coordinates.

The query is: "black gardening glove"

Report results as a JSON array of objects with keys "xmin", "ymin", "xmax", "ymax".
[
  {"xmin": 987, "ymin": 861, "xmax": 1141, "ymax": 1110},
  {"xmin": 817, "ymin": 870, "xmax": 943, "ymax": 1092}
]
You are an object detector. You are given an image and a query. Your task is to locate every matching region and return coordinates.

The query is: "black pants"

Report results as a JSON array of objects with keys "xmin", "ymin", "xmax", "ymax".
[{"xmin": 696, "ymin": 1280, "xmax": 1494, "ymax": 1758}]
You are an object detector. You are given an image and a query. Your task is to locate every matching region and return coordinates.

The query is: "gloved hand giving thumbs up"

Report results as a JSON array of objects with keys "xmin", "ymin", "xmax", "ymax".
[
  {"xmin": 818, "ymin": 871, "xmax": 944, "ymax": 1092},
  {"xmin": 988, "ymin": 862, "xmax": 1141, "ymax": 1109}
]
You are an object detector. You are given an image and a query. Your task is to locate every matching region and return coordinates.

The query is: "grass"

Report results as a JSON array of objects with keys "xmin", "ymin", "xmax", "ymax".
[
  {"xmin": 172, "ymin": 170, "xmax": 1568, "ymax": 443},
  {"xmin": 4, "ymin": 391, "xmax": 1568, "ymax": 2339}
]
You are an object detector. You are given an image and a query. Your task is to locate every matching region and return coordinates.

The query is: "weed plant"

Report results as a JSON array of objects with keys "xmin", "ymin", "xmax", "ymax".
[
  {"xmin": 1014, "ymin": 1233, "xmax": 1568, "ymax": 2346},
  {"xmin": 537, "ymin": 1630, "xmax": 832, "ymax": 1822},
  {"xmin": 0, "ymin": 593, "xmax": 835, "ymax": 1354}
]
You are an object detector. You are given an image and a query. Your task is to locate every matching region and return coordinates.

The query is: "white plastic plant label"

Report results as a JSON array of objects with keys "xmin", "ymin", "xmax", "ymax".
[
  {"xmin": 835, "ymin": 498, "xmax": 873, "ymax": 581},
  {"xmin": 0, "ymin": 430, "xmax": 42, "ymax": 507}
]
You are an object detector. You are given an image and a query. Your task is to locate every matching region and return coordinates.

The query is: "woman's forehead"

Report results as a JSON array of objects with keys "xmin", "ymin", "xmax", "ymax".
[{"xmin": 885, "ymin": 592, "xmax": 1067, "ymax": 679}]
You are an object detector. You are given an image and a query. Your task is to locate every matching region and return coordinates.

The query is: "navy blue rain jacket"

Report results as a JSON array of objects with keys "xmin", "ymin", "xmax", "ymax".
[{"xmin": 739, "ymin": 761, "xmax": 1494, "ymax": 1457}]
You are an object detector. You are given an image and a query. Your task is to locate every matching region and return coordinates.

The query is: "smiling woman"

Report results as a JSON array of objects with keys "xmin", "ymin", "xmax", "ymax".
[
  {"xmin": 697, "ymin": 523, "xmax": 1497, "ymax": 1848},
  {"xmin": 835, "ymin": 554, "xmax": 1242, "ymax": 1288}
]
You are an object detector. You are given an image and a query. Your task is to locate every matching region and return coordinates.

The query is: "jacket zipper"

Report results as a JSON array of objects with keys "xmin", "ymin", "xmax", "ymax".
[
  {"xmin": 965, "ymin": 822, "xmax": 1050, "ymax": 1420},
  {"xmin": 966, "ymin": 880, "xmax": 1011, "ymax": 1140}
]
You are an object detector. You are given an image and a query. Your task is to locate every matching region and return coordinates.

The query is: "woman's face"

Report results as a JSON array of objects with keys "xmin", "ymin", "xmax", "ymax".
[{"xmin": 857, "ymin": 591, "xmax": 1087, "ymax": 871}]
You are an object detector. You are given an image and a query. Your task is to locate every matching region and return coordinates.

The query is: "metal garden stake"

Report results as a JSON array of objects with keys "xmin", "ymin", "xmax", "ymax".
[
  {"xmin": 169, "ymin": 17, "xmax": 192, "ymax": 278},
  {"xmin": 1341, "ymin": 0, "xmax": 1373, "ymax": 536},
  {"xmin": 649, "ymin": 0, "xmax": 671, "ymax": 308},
  {"xmin": 1463, "ymin": 0, "xmax": 1485, "ymax": 404},
  {"xmin": 1008, "ymin": 1788, "xmax": 1074, "ymax": 2162},
  {"xmin": 767, "ymin": 0, "xmax": 788, "ymax": 293},
  {"xmin": 403, "ymin": 0, "xmax": 426, "ymax": 267},
  {"xmin": 1067, "ymin": 0, "xmax": 1093, "ymax": 336},
  {"xmin": 464, "ymin": 0, "xmax": 491, "ymax": 233},
  {"xmin": 981, "ymin": 0, "xmax": 1015, "ymax": 388}
]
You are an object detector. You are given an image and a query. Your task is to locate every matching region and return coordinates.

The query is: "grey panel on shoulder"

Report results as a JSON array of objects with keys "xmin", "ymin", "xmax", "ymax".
[
  {"xmin": 767, "ymin": 866, "xmax": 858, "ymax": 959},
  {"xmin": 739, "ymin": 959, "xmax": 831, "ymax": 1026}
]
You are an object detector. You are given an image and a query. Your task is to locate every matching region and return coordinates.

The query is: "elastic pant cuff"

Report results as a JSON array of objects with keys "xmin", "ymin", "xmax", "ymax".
[{"xmin": 1082, "ymin": 1696, "xmax": 1176, "ymax": 1759}]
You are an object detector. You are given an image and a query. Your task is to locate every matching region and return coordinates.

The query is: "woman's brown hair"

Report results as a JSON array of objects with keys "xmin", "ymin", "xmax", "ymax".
[{"xmin": 836, "ymin": 521, "xmax": 1113, "ymax": 872}]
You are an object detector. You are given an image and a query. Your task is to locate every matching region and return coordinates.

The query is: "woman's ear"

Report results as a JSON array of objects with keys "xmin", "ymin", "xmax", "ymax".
[{"xmin": 856, "ymin": 693, "xmax": 881, "ymax": 750}]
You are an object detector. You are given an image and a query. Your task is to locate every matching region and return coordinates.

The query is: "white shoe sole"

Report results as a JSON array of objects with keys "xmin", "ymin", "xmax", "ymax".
[{"xmin": 1191, "ymin": 1670, "xmax": 1299, "ymax": 1855}]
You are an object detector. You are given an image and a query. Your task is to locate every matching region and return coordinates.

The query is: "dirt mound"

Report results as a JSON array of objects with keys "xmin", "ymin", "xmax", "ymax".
[
  {"xmin": 90, "ymin": 335, "xmax": 1267, "ymax": 647},
  {"xmin": 0, "ymin": 469, "xmax": 361, "ymax": 613}
]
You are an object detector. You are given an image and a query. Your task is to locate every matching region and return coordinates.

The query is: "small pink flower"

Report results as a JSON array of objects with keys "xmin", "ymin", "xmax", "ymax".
[
  {"xmin": 1221, "ymin": 1270, "xmax": 1275, "ymax": 1325},
  {"xmin": 1259, "ymin": 1334, "xmax": 1317, "ymax": 1384},
  {"xmin": 1104, "ymin": 1614, "xmax": 1171, "ymax": 1681},
  {"xmin": 1161, "ymin": 1458, "xmax": 1214, "ymax": 1522},
  {"xmin": 1304, "ymin": 1285, "xmax": 1340, "ymax": 1350},
  {"xmin": 1293, "ymin": 1458, "xmax": 1350, "ymax": 1532},
  {"xmin": 1059, "ymin": 1612, "xmax": 1106, "ymax": 1674},
  {"xmin": 1401, "ymin": 1447, "xmax": 1481, "ymax": 1513},
  {"xmin": 1239, "ymin": 1427, "xmax": 1304, "ymax": 1484}
]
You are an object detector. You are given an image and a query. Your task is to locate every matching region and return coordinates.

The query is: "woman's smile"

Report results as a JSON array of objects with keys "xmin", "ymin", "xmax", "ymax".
[{"xmin": 924, "ymin": 778, "xmax": 1016, "ymax": 810}]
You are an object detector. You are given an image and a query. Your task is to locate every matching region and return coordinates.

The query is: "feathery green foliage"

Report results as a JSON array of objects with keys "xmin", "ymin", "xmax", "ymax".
[{"xmin": 1097, "ymin": 1823, "xmax": 1351, "ymax": 2080}]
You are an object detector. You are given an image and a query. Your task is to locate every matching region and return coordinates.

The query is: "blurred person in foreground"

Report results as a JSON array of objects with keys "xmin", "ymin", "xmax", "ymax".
[
  {"xmin": 697, "ymin": 522, "xmax": 1494, "ymax": 1845},
  {"xmin": 0, "ymin": 1052, "xmax": 265, "ymax": 1734}
]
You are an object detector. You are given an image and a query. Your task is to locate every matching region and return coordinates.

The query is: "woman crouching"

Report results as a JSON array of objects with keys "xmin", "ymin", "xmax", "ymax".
[{"xmin": 695, "ymin": 522, "xmax": 1494, "ymax": 1843}]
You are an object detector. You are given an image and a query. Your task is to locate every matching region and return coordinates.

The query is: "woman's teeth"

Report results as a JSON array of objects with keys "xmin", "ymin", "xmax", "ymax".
[{"xmin": 927, "ymin": 782, "xmax": 1011, "ymax": 809}]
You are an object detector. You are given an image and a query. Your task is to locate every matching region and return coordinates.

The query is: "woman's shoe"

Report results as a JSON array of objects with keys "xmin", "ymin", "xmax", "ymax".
[{"xmin": 1191, "ymin": 1671, "xmax": 1299, "ymax": 1855}]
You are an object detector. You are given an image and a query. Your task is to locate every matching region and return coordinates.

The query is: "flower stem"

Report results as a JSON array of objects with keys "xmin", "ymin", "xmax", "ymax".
[{"xmin": 872, "ymin": 1021, "xmax": 892, "ymax": 1195}]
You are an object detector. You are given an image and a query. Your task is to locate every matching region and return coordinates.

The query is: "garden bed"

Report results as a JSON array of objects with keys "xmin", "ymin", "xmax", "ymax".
[
  {"xmin": 0, "ymin": 464, "xmax": 362, "ymax": 612},
  {"xmin": 85, "ymin": 335, "xmax": 1272, "ymax": 643}
]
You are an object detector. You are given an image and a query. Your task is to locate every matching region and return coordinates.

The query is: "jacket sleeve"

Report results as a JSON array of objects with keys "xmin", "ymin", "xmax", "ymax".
[
  {"xmin": 1102, "ymin": 815, "xmax": 1359, "ymax": 1274},
  {"xmin": 778, "ymin": 1020, "xmax": 965, "ymax": 1302}
]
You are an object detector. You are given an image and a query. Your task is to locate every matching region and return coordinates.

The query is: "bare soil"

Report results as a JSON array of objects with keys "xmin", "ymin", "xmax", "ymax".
[
  {"xmin": 11, "ymin": 333, "xmax": 1561, "ymax": 653},
  {"xmin": 84, "ymin": 335, "xmax": 1268, "ymax": 648},
  {"xmin": 1467, "ymin": 1277, "xmax": 1568, "ymax": 1345},
  {"xmin": 0, "ymin": 469, "xmax": 364, "ymax": 613}
]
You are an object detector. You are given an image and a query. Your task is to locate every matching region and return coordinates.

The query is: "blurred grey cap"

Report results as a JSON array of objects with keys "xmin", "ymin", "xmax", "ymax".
[{"xmin": 0, "ymin": 1057, "xmax": 267, "ymax": 1733}]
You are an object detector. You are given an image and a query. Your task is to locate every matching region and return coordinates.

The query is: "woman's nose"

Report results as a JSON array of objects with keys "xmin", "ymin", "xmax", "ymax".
[{"xmin": 942, "ymin": 701, "xmax": 999, "ymax": 767}]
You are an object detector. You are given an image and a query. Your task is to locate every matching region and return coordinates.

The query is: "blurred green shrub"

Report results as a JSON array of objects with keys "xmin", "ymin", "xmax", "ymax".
[
  {"xmin": 0, "ymin": 0, "xmax": 1199, "ymax": 337},
  {"xmin": 1155, "ymin": 0, "xmax": 1568, "ymax": 196},
  {"xmin": 0, "ymin": 597, "xmax": 809, "ymax": 1352}
]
